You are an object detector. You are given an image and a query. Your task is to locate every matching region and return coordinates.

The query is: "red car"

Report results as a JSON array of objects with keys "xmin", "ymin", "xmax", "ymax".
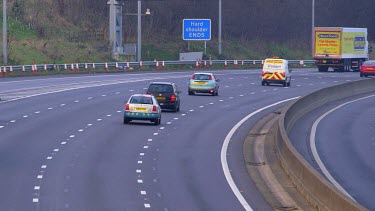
[{"xmin": 360, "ymin": 60, "xmax": 375, "ymax": 77}]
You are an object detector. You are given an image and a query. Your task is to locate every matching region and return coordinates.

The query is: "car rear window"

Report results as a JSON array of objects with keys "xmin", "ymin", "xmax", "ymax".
[
  {"xmin": 130, "ymin": 96, "xmax": 153, "ymax": 104},
  {"xmin": 148, "ymin": 84, "xmax": 173, "ymax": 93},
  {"xmin": 193, "ymin": 74, "xmax": 211, "ymax": 80},
  {"xmin": 363, "ymin": 61, "xmax": 375, "ymax": 66}
]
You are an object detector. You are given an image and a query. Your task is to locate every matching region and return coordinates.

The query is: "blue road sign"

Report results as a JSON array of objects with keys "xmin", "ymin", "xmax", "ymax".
[{"xmin": 183, "ymin": 19, "xmax": 211, "ymax": 41}]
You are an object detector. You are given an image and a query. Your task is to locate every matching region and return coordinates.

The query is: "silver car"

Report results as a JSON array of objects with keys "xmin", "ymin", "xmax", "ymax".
[
  {"xmin": 124, "ymin": 94, "xmax": 161, "ymax": 125},
  {"xmin": 188, "ymin": 72, "xmax": 220, "ymax": 96}
]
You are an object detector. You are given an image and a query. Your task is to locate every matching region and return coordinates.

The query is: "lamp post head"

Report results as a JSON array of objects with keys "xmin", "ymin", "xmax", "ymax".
[{"xmin": 145, "ymin": 8, "xmax": 151, "ymax": 15}]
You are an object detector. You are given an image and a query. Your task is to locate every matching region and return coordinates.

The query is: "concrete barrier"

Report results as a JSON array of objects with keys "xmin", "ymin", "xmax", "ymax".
[{"xmin": 276, "ymin": 78, "xmax": 375, "ymax": 211}]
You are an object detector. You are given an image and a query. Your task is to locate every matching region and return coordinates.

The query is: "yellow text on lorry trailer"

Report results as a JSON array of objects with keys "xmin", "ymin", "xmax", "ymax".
[{"xmin": 261, "ymin": 59, "xmax": 291, "ymax": 87}]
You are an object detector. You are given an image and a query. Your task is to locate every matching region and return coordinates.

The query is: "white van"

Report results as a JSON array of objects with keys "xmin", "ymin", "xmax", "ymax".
[{"xmin": 261, "ymin": 58, "xmax": 292, "ymax": 87}]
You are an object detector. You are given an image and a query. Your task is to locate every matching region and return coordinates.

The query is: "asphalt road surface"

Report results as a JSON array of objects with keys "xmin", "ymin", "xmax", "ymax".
[{"xmin": 0, "ymin": 69, "xmax": 366, "ymax": 211}]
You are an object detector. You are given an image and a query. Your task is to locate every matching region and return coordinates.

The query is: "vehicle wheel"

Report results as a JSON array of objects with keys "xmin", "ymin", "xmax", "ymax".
[
  {"xmin": 177, "ymin": 102, "xmax": 180, "ymax": 112},
  {"xmin": 262, "ymin": 81, "xmax": 265, "ymax": 86},
  {"xmin": 123, "ymin": 118, "xmax": 130, "ymax": 124},
  {"xmin": 360, "ymin": 72, "xmax": 363, "ymax": 77},
  {"xmin": 318, "ymin": 67, "xmax": 328, "ymax": 72},
  {"xmin": 287, "ymin": 81, "xmax": 291, "ymax": 87},
  {"xmin": 215, "ymin": 90, "xmax": 219, "ymax": 96},
  {"xmin": 188, "ymin": 90, "xmax": 194, "ymax": 95},
  {"xmin": 283, "ymin": 82, "xmax": 287, "ymax": 87},
  {"xmin": 365, "ymin": 74, "xmax": 368, "ymax": 78}
]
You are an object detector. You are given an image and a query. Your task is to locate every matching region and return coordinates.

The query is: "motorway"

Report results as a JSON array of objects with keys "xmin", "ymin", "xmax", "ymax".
[{"xmin": 0, "ymin": 69, "xmax": 367, "ymax": 211}]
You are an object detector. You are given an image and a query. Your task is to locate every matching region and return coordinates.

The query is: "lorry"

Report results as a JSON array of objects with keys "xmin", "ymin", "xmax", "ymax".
[{"xmin": 314, "ymin": 27, "xmax": 369, "ymax": 72}]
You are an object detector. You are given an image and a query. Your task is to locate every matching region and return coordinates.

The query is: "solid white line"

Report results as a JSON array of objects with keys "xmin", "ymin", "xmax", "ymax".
[
  {"xmin": 310, "ymin": 94, "xmax": 375, "ymax": 200},
  {"xmin": 221, "ymin": 96, "xmax": 300, "ymax": 211}
]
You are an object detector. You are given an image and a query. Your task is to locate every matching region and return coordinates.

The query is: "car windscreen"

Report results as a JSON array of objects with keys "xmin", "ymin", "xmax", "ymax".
[
  {"xmin": 193, "ymin": 74, "xmax": 211, "ymax": 80},
  {"xmin": 148, "ymin": 84, "xmax": 173, "ymax": 93},
  {"xmin": 363, "ymin": 61, "xmax": 375, "ymax": 66},
  {"xmin": 130, "ymin": 96, "xmax": 153, "ymax": 104}
]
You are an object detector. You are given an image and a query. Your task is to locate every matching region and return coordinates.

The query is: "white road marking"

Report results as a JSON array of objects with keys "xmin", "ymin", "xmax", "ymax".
[
  {"xmin": 239, "ymin": 95, "xmax": 244, "ymax": 97},
  {"xmin": 101, "ymin": 94, "xmax": 107, "ymax": 97},
  {"xmin": 97, "ymin": 119, "xmax": 102, "ymax": 121},
  {"xmin": 61, "ymin": 141, "xmax": 67, "ymax": 145},
  {"xmin": 221, "ymin": 96, "xmax": 300, "ymax": 211},
  {"xmin": 35, "ymin": 111, "xmax": 40, "ymax": 114},
  {"xmin": 60, "ymin": 104, "xmax": 66, "ymax": 106},
  {"xmin": 117, "ymin": 110, "xmax": 122, "ymax": 113},
  {"xmin": 130, "ymin": 90, "xmax": 135, "ymax": 92},
  {"xmin": 78, "ymin": 129, "xmax": 84, "ymax": 132},
  {"xmin": 209, "ymin": 102, "xmax": 214, "ymax": 104},
  {"xmin": 137, "ymin": 179, "xmax": 143, "ymax": 184},
  {"xmin": 88, "ymin": 97, "xmax": 93, "ymax": 100},
  {"xmin": 148, "ymin": 139, "xmax": 153, "ymax": 142},
  {"xmin": 189, "ymin": 109, "xmax": 194, "ymax": 112},
  {"xmin": 47, "ymin": 157, "xmax": 52, "ymax": 160},
  {"xmin": 144, "ymin": 204, "xmax": 151, "ymax": 208},
  {"xmin": 136, "ymin": 170, "xmax": 142, "ymax": 173},
  {"xmin": 115, "ymin": 92, "xmax": 120, "ymax": 94},
  {"xmin": 173, "ymin": 118, "xmax": 178, "ymax": 120},
  {"xmin": 160, "ymin": 127, "xmax": 165, "ymax": 130},
  {"xmin": 74, "ymin": 100, "xmax": 79, "ymax": 103},
  {"xmin": 297, "ymin": 85, "xmax": 301, "ymax": 87},
  {"xmin": 310, "ymin": 95, "xmax": 375, "ymax": 200},
  {"xmin": 143, "ymin": 146, "xmax": 149, "ymax": 149},
  {"xmin": 0, "ymin": 126, "xmax": 4, "ymax": 129},
  {"xmin": 41, "ymin": 165, "xmax": 47, "ymax": 169},
  {"xmin": 34, "ymin": 186, "xmax": 40, "ymax": 190},
  {"xmin": 250, "ymin": 92, "xmax": 255, "ymax": 95},
  {"xmin": 69, "ymin": 135, "xmax": 75, "ymax": 138},
  {"xmin": 251, "ymin": 83, "xmax": 255, "ymax": 85},
  {"xmin": 181, "ymin": 114, "xmax": 186, "ymax": 116},
  {"xmin": 199, "ymin": 106, "xmax": 204, "ymax": 108},
  {"xmin": 273, "ymin": 88, "xmax": 278, "ymax": 91},
  {"xmin": 333, "ymin": 81, "xmax": 338, "ymax": 83},
  {"xmin": 23, "ymin": 115, "xmax": 28, "ymax": 118},
  {"xmin": 138, "ymin": 161, "xmax": 143, "ymax": 164},
  {"xmin": 153, "ymin": 133, "xmax": 158, "ymax": 136},
  {"xmin": 219, "ymin": 100, "xmax": 224, "ymax": 102},
  {"xmin": 48, "ymin": 107, "xmax": 53, "ymax": 110},
  {"xmin": 37, "ymin": 175, "xmax": 43, "ymax": 179},
  {"xmin": 87, "ymin": 123, "xmax": 93, "ymax": 127},
  {"xmin": 10, "ymin": 120, "xmax": 16, "ymax": 123},
  {"xmin": 141, "ymin": 191, "xmax": 147, "ymax": 195},
  {"xmin": 140, "ymin": 153, "xmax": 145, "ymax": 156},
  {"xmin": 225, "ymin": 86, "xmax": 229, "ymax": 88},
  {"xmin": 107, "ymin": 114, "xmax": 112, "ymax": 117},
  {"xmin": 54, "ymin": 149, "xmax": 59, "ymax": 152},
  {"xmin": 167, "ymin": 122, "xmax": 172, "ymax": 125},
  {"xmin": 229, "ymin": 97, "xmax": 234, "ymax": 99},
  {"xmin": 309, "ymin": 84, "xmax": 314, "ymax": 85},
  {"xmin": 33, "ymin": 198, "xmax": 39, "ymax": 203}
]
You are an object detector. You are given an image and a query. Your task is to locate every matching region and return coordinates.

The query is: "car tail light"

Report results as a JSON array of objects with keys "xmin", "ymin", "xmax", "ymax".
[
  {"xmin": 170, "ymin": 94, "xmax": 176, "ymax": 102},
  {"xmin": 315, "ymin": 60, "xmax": 320, "ymax": 63},
  {"xmin": 125, "ymin": 104, "xmax": 130, "ymax": 111},
  {"xmin": 152, "ymin": 106, "xmax": 157, "ymax": 112},
  {"xmin": 209, "ymin": 75, "xmax": 213, "ymax": 80},
  {"xmin": 191, "ymin": 75, "xmax": 195, "ymax": 79},
  {"xmin": 262, "ymin": 71, "xmax": 265, "ymax": 76}
]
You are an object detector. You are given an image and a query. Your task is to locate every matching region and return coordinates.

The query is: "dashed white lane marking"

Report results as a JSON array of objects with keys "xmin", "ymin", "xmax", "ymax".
[
  {"xmin": 273, "ymin": 88, "xmax": 278, "ymax": 91},
  {"xmin": 143, "ymin": 146, "xmax": 149, "ymax": 149},
  {"xmin": 297, "ymin": 85, "xmax": 301, "ymax": 87},
  {"xmin": 173, "ymin": 118, "xmax": 178, "ymax": 120},
  {"xmin": 0, "ymin": 126, "xmax": 4, "ymax": 129},
  {"xmin": 153, "ymin": 133, "xmax": 158, "ymax": 136},
  {"xmin": 97, "ymin": 119, "xmax": 102, "ymax": 121},
  {"xmin": 250, "ymin": 92, "xmax": 255, "ymax": 95},
  {"xmin": 34, "ymin": 186, "xmax": 40, "ymax": 190},
  {"xmin": 54, "ymin": 149, "xmax": 59, "ymax": 152},
  {"xmin": 225, "ymin": 86, "xmax": 229, "ymax": 88},
  {"xmin": 167, "ymin": 122, "xmax": 172, "ymax": 125},
  {"xmin": 23, "ymin": 115, "xmax": 28, "ymax": 118},
  {"xmin": 141, "ymin": 191, "xmax": 147, "ymax": 195},
  {"xmin": 107, "ymin": 114, "xmax": 112, "ymax": 117},
  {"xmin": 309, "ymin": 84, "xmax": 314, "ymax": 85},
  {"xmin": 219, "ymin": 100, "xmax": 224, "ymax": 102},
  {"xmin": 148, "ymin": 139, "xmax": 153, "ymax": 142},
  {"xmin": 229, "ymin": 78, "xmax": 234, "ymax": 80},
  {"xmin": 160, "ymin": 127, "xmax": 165, "ymax": 130},
  {"xmin": 37, "ymin": 175, "xmax": 43, "ymax": 179},
  {"xmin": 48, "ymin": 107, "xmax": 53, "ymax": 110},
  {"xmin": 251, "ymin": 83, "xmax": 255, "ymax": 85},
  {"xmin": 117, "ymin": 110, "xmax": 122, "ymax": 113},
  {"xmin": 346, "ymin": 80, "xmax": 352, "ymax": 82},
  {"xmin": 101, "ymin": 94, "xmax": 107, "ymax": 97},
  {"xmin": 140, "ymin": 153, "xmax": 145, "ymax": 156},
  {"xmin": 10, "ymin": 120, "xmax": 16, "ymax": 123},
  {"xmin": 130, "ymin": 90, "xmax": 135, "ymax": 92},
  {"xmin": 61, "ymin": 142, "xmax": 67, "ymax": 145},
  {"xmin": 47, "ymin": 157, "xmax": 52, "ymax": 160},
  {"xmin": 60, "ymin": 104, "xmax": 66, "ymax": 106},
  {"xmin": 333, "ymin": 81, "xmax": 338, "ymax": 83},
  {"xmin": 144, "ymin": 204, "xmax": 151, "ymax": 208},
  {"xmin": 136, "ymin": 170, "xmax": 142, "ymax": 173},
  {"xmin": 69, "ymin": 135, "xmax": 75, "ymax": 138},
  {"xmin": 88, "ymin": 97, "xmax": 93, "ymax": 100},
  {"xmin": 137, "ymin": 179, "xmax": 143, "ymax": 184},
  {"xmin": 304, "ymin": 78, "xmax": 309, "ymax": 79},
  {"xmin": 262, "ymin": 90, "xmax": 267, "ymax": 92},
  {"xmin": 115, "ymin": 92, "xmax": 121, "ymax": 94},
  {"xmin": 35, "ymin": 111, "xmax": 40, "ymax": 114},
  {"xmin": 199, "ymin": 106, "xmax": 204, "ymax": 108},
  {"xmin": 33, "ymin": 198, "xmax": 39, "ymax": 203},
  {"xmin": 74, "ymin": 100, "xmax": 80, "ymax": 103},
  {"xmin": 229, "ymin": 97, "xmax": 234, "ymax": 99},
  {"xmin": 189, "ymin": 109, "xmax": 194, "ymax": 112},
  {"xmin": 181, "ymin": 114, "xmax": 186, "ymax": 116},
  {"xmin": 87, "ymin": 123, "xmax": 93, "ymax": 127},
  {"xmin": 209, "ymin": 102, "xmax": 214, "ymax": 104},
  {"xmin": 138, "ymin": 161, "xmax": 143, "ymax": 164},
  {"xmin": 41, "ymin": 165, "xmax": 47, "ymax": 169},
  {"xmin": 78, "ymin": 129, "xmax": 84, "ymax": 132}
]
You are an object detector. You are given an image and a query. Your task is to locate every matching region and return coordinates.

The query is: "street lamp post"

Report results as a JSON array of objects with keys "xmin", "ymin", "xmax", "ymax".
[
  {"xmin": 312, "ymin": 0, "xmax": 315, "ymax": 56},
  {"xmin": 3, "ymin": 0, "xmax": 8, "ymax": 64},
  {"xmin": 137, "ymin": 0, "xmax": 141, "ymax": 62},
  {"xmin": 218, "ymin": 0, "xmax": 222, "ymax": 55}
]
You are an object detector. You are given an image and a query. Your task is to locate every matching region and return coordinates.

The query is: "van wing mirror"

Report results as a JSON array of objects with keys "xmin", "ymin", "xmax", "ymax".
[{"xmin": 289, "ymin": 69, "xmax": 293, "ymax": 73}]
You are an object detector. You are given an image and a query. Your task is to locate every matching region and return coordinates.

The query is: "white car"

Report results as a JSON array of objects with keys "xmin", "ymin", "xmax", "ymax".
[{"xmin": 124, "ymin": 94, "xmax": 161, "ymax": 125}]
